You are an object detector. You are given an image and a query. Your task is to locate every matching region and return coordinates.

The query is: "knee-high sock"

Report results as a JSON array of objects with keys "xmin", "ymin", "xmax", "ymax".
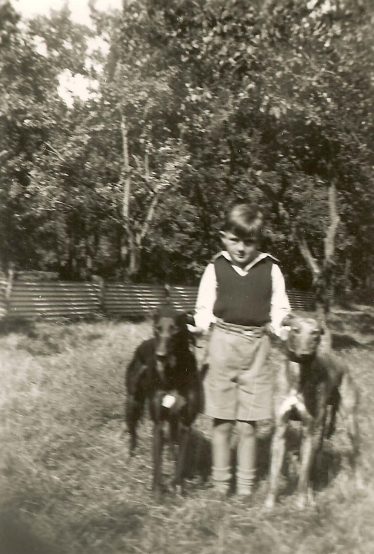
[
  {"xmin": 237, "ymin": 421, "xmax": 256, "ymax": 495},
  {"xmin": 212, "ymin": 419, "xmax": 234, "ymax": 492}
]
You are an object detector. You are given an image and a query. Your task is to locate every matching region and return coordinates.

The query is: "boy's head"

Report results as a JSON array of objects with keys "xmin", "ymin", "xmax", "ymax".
[{"xmin": 220, "ymin": 201, "xmax": 264, "ymax": 267}]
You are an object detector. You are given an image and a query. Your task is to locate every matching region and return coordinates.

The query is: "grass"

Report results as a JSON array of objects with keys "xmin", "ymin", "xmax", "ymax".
[{"xmin": 1, "ymin": 311, "xmax": 374, "ymax": 554}]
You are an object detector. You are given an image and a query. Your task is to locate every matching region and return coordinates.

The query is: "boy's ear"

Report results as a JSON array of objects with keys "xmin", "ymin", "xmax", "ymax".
[{"xmin": 219, "ymin": 231, "xmax": 227, "ymax": 244}]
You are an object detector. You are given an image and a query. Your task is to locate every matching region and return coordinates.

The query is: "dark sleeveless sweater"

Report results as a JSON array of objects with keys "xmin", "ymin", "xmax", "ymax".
[{"xmin": 213, "ymin": 255, "xmax": 273, "ymax": 326}]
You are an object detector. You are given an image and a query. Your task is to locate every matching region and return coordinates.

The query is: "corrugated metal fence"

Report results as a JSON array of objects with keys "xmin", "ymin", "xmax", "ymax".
[
  {"xmin": 0, "ymin": 275, "xmax": 8, "ymax": 319},
  {"xmin": 0, "ymin": 280, "xmax": 316, "ymax": 320},
  {"xmin": 8, "ymin": 281, "xmax": 102, "ymax": 319}
]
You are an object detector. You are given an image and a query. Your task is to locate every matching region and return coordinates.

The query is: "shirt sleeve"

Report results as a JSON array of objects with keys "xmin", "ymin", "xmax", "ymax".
[
  {"xmin": 270, "ymin": 264, "xmax": 291, "ymax": 337},
  {"xmin": 194, "ymin": 263, "xmax": 217, "ymax": 332}
]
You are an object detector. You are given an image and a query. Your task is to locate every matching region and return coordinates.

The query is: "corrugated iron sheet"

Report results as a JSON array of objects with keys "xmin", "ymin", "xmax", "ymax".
[
  {"xmin": 8, "ymin": 282, "xmax": 101, "ymax": 319},
  {"xmin": 4, "ymin": 281, "xmax": 315, "ymax": 320},
  {"xmin": 0, "ymin": 277, "xmax": 8, "ymax": 318}
]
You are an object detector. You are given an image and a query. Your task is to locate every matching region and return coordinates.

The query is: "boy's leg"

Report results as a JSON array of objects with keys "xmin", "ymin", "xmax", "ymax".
[
  {"xmin": 212, "ymin": 418, "xmax": 234, "ymax": 494},
  {"xmin": 237, "ymin": 420, "xmax": 256, "ymax": 496}
]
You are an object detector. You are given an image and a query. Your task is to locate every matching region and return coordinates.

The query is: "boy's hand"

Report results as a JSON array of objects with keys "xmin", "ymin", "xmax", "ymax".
[
  {"xmin": 264, "ymin": 323, "xmax": 277, "ymax": 338},
  {"xmin": 187, "ymin": 324, "xmax": 205, "ymax": 335},
  {"xmin": 279, "ymin": 326, "xmax": 291, "ymax": 342}
]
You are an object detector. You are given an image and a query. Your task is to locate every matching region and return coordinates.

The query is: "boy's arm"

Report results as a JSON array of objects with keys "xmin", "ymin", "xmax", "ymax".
[
  {"xmin": 194, "ymin": 263, "xmax": 217, "ymax": 332},
  {"xmin": 269, "ymin": 264, "xmax": 291, "ymax": 337}
]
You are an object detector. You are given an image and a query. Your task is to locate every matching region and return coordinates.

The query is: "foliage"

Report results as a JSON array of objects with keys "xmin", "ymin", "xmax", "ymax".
[{"xmin": 0, "ymin": 0, "xmax": 373, "ymax": 291}]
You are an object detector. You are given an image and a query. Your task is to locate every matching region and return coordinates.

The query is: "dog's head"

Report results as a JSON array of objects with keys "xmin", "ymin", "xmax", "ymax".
[
  {"xmin": 152, "ymin": 306, "xmax": 189, "ymax": 380},
  {"xmin": 281, "ymin": 313, "xmax": 324, "ymax": 361}
]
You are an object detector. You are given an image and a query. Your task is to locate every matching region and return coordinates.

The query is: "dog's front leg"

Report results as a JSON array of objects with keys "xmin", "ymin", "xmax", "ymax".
[
  {"xmin": 340, "ymin": 376, "xmax": 362, "ymax": 488},
  {"xmin": 297, "ymin": 419, "xmax": 315, "ymax": 509},
  {"xmin": 265, "ymin": 421, "xmax": 287, "ymax": 510},
  {"xmin": 342, "ymin": 402, "xmax": 362, "ymax": 488},
  {"xmin": 152, "ymin": 421, "xmax": 164, "ymax": 500},
  {"xmin": 173, "ymin": 423, "xmax": 190, "ymax": 495},
  {"xmin": 125, "ymin": 396, "xmax": 141, "ymax": 456}
]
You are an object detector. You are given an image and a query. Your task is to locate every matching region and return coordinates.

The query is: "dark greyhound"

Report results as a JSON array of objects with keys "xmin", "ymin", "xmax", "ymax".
[
  {"xmin": 125, "ymin": 305, "xmax": 201, "ymax": 498},
  {"xmin": 265, "ymin": 314, "xmax": 360, "ymax": 509}
]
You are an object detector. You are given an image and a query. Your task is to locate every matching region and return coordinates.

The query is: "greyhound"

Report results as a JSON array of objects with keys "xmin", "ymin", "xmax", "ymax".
[
  {"xmin": 265, "ymin": 314, "xmax": 360, "ymax": 509},
  {"xmin": 125, "ymin": 305, "xmax": 201, "ymax": 498}
]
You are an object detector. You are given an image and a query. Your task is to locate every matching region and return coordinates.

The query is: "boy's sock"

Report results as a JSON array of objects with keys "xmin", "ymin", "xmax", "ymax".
[
  {"xmin": 236, "ymin": 467, "xmax": 256, "ymax": 496},
  {"xmin": 212, "ymin": 466, "xmax": 231, "ymax": 494}
]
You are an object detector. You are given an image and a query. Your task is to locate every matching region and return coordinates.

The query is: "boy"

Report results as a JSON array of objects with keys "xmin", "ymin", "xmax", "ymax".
[{"xmin": 195, "ymin": 201, "xmax": 290, "ymax": 497}]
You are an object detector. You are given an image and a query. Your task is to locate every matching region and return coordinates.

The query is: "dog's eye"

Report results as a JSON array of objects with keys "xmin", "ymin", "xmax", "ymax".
[{"xmin": 291, "ymin": 327, "xmax": 300, "ymax": 333}]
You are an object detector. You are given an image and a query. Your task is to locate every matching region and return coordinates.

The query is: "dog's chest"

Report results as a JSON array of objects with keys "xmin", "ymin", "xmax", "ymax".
[{"xmin": 283, "ymin": 360, "xmax": 327, "ymax": 419}]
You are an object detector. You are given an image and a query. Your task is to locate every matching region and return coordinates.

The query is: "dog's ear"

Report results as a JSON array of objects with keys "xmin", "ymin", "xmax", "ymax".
[
  {"xmin": 185, "ymin": 313, "xmax": 196, "ymax": 327},
  {"xmin": 281, "ymin": 313, "xmax": 294, "ymax": 327},
  {"xmin": 314, "ymin": 317, "xmax": 325, "ymax": 335},
  {"xmin": 175, "ymin": 312, "xmax": 188, "ymax": 328},
  {"xmin": 151, "ymin": 308, "xmax": 160, "ymax": 323}
]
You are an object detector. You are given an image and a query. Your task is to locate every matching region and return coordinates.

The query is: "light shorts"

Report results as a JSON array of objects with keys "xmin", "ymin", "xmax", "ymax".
[{"xmin": 204, "ymin": 320, "xmax": 272, "ymax": 421}]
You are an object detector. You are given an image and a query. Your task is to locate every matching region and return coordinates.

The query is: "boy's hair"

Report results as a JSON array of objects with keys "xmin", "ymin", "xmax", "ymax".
[{"xmin": 223, "ymin": 201, "xmax": 264, "ymax": 240}]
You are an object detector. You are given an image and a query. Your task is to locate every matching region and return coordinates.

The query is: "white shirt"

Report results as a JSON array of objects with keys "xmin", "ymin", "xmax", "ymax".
[{"xmin": 194, "ymin": 251, "xmax": 290, "ymax": 337}]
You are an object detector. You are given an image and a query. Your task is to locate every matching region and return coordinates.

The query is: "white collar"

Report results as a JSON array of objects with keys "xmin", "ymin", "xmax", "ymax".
[{"xmin": 217, "ymin": 250, "xmax": 277, "ymax": 273}]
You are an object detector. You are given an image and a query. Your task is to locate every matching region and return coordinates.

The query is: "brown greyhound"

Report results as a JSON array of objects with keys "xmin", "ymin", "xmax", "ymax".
[
  {"xmin": 125, "ymin": 305, "xmax": 201, "ymax": 498},
  {"xmin": 265, "ymin": 314, "xmax": 360, "ymax": 509}
]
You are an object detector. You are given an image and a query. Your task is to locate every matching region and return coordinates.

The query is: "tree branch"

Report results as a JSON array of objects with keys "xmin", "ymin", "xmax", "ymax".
[
  {"xmin": 132, "ymin": 154, "xmax": 155, "ymax": 194},
  {"xmin": 45, "ymin": 142, "xmax": 64, "ymax": 162},
  {"xmin": 138, "ymin": 182, "xmax": 171, "ymax": 244},
  {"xmin": 297, "ymin": 234, "xmax": 321, "ymax": 280},
  {"xmin": 324, "ymin": 181, "xmax": 340, "ymax": 264},
  {"xmin": 120, "ymin": 113, "xmax": 131, "ymax": 224}
]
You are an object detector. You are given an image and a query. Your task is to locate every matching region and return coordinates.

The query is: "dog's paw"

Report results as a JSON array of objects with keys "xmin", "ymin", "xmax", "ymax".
[
  {"xmin": 296, "ymin": 490, "xmax": 315, "ymax": 510},
  {"xmin": 264, "ymin": 495, "xmax": 275, "ymax": 511},
  {"xmin": 295, "ymin": 494, "xmax": 307, "ymax": 510}
]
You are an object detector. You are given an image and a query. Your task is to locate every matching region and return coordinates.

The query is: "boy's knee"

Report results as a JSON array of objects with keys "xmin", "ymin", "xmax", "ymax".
[
  {"xmin": 237, "ymin": 420, "xmax": 256, "ymax": 438},
  {"xmin": 213, "ymin": 418, "xmax": 234, "ymax": 436}
]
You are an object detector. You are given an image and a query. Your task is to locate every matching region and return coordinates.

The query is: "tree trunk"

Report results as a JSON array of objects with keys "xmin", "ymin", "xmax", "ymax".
[
  {"xmin": 296, "ymin": 181, "xmax": 340, "ymax": 319},
  {"xmin": 127, "ymin": 233, "xmax": 141, "ymax": 278}
]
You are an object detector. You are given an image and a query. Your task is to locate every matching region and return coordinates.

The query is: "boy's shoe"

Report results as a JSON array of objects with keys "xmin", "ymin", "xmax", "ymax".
[
  {"xmin": 211, "ymin": 466, "xmax": 231, "ymax": 499},
  {"xmin": 236, "ymin": 487, "xmax": 254, "ymax": 502},
  {"xmin": 208, "ymin": 481, "xmax": 230, "ymax": 500}
]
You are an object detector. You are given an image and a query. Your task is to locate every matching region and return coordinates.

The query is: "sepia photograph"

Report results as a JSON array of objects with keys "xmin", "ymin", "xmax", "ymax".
[{"xmin": 0, "ymin": 0, "xmax": 373, "ymax": 553}]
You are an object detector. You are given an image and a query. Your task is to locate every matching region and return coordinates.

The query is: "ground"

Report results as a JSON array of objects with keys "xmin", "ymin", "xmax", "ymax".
[{"xmin": 0, "ymin": 309, "xmax": 374, "ymax": 554}]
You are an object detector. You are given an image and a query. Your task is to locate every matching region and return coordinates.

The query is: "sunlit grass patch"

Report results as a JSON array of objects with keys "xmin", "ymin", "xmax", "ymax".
[{"xmin": 0, "ymin": 314, "xmax": 373, "ymax": 554}]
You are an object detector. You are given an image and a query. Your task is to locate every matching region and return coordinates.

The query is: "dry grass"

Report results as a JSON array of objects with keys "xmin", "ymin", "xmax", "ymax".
[{"xmin": 1, "ymin": 311, "xmax": 374, "ymax": 554}]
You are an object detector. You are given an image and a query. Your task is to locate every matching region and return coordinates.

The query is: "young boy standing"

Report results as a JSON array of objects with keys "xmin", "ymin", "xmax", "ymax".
[{"xmin": 195, "ymin": 201, "xmax": 290, "ymax": 497}]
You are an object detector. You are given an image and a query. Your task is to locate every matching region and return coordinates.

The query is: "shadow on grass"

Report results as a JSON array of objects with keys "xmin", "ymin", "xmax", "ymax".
[
  {"xmin": 0, "ymin": 317, "xmax": 35, "ymax": 337},
  {"xmin": 184, "ymin": 429, "xmax": 212, "ymax": 484},
  {"xmin": 331, "ymin": 310, "xmax": 374, "ymax": 335},
  {"xmin": 0, "ymin": 509, "xmax": 61, "ymax": 554},
  {"xmin": 0, "ymin": 318, "xmax": 104, "ymax": 356},
  {"xmin": 331, "ymin": 333, "xmax": 374, "ymax": 351},
  {"xmin": 332, "ymin": 333, "xmax": 365, "ymax": 350},
  {"xmin": 185, "ymin": 421, "xmax": 343, "ymax": 494},
  {"xmin": 271, "ymin": 426, "xmax": 343, "ymax": 500}
]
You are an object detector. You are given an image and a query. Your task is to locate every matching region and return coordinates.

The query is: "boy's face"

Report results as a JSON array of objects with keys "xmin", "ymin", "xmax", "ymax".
[{"xmin": 220, "ymin": 231, "xmax": 258, "ymax": 267}]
